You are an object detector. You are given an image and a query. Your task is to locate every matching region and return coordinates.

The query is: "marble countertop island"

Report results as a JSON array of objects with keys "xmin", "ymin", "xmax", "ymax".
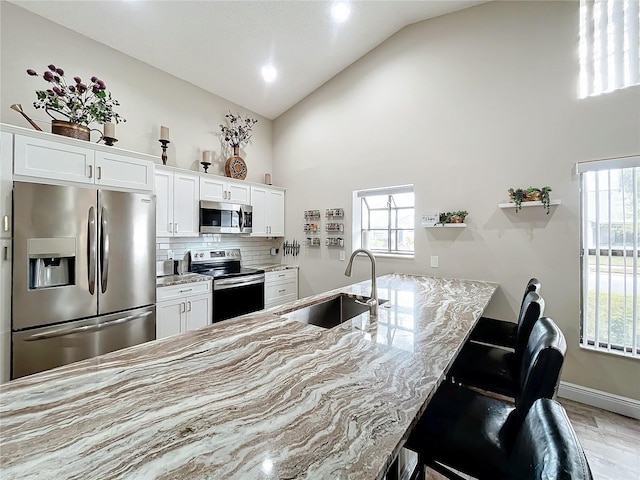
[{"xmin": 0, "ymin": 274, "xmax": 497, "ymax": 480}]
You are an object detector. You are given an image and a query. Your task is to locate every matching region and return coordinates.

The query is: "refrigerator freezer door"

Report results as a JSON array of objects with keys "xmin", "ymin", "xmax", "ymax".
[
  {"xmin": 13, "ymin": 182, "xmax": 97, "ymax": 330},
  {"xmin": 12, "ymin": 305, "xmax": 155, "ymax": 379},
  {"xmin": 98, "ymin": 190, "xmax": 155, "ymax": 315}
]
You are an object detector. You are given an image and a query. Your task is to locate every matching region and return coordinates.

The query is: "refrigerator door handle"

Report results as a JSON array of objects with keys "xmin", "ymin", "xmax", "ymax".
[
  {"xmin": 23, "ymin": 311, "xmax": 154, "ymax": 341},
  {"xmin": 88, "ymin": 206, "xmax": 97, "ymax": 295},
  {"xmin": 100, "ymin": 207, "xmax": 110, "ymax": 293}
]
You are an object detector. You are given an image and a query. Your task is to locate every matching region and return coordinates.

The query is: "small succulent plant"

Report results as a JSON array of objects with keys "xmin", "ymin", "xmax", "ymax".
[{"xmin": 27, "ymin": 64, "xmax": 125, "ymax": 127}]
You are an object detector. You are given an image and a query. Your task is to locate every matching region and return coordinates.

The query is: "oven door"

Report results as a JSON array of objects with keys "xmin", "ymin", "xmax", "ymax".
[{"xmin": 213, "ymin": 273, "xmax": 265, "ymax": 322}]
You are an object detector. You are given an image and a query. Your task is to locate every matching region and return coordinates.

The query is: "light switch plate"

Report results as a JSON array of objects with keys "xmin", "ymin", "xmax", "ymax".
[
  {"xmin": 430, "ymin": 255, "xmax": 438, "ymax": 268},
  {"xmin": 339, "ymin": 251, "xmax": 346, "ymax": 261}
]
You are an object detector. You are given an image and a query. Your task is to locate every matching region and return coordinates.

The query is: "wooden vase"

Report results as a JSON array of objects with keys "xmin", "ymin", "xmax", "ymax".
[
  {"xmin": 51, "ymin": 120, "xmax": 90, "ymax": 141},
  {"xmin": 225, "ymin": 145, "xmax": 248, "ymax": 180}
]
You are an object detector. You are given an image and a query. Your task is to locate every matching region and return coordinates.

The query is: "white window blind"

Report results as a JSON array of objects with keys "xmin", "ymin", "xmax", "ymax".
[
  {"xmin": 578, "ymin": 155, "xmax": 639, "ymax": 357},
  {"xmin": 579, "ymin": 0, "xmax": 640, "ymax": 98}
]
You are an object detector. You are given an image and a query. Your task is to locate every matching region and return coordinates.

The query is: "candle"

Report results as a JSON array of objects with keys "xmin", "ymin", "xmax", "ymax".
[
  {"xmin": 160, "ymin": 126, "xmax": 169, "ymax": 141},
  {"xmin": 264, "ymin": 173, "xmax": 272, "ymax": 185},
  {"xmin": 104, "ymin": 122, "xmax": 115, "ymax": 138},
  {"xmin": 202, "ymin": 151, "xmax": 212, "ymax": 164}
]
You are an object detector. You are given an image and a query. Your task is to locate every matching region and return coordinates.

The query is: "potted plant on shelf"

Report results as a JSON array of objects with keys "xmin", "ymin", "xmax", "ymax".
[
  {"xmin": 27, "ymin": 64, "xmax": 125, "ymax": 141},
  {"xmin": 219, "ymin": 111, "xmax": 258, "ymax": 180},
  {"xmin": 508, "ymin": 186, "xmax": 553, "ymax": 213},
  {"xmin": 438, "ymin": 210, "xmax": 469, "ymax": 225}
]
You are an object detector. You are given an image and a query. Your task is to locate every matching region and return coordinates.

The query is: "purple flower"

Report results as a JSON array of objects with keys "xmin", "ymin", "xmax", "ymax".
[
  {"xmin": 26, "ymin": 69, "xmax": 38, "ymax": 76},
  {"xmin": 68, "ymin": 85, "xmax": 76, "ymax": 92},
  {"xmin": 46, "ymin": 89, "xmax": 54, "ymax": 96},
  {"xmin": 74, "ymin": 76, "xmax": 82, "ymax": 84},
  {"xmin": 97, "ymin": 80, "xmax": 106, "ymax": 89},
  {"xmin": 48, "ymin": 64, "xmax": 56, "ymax": 71},
  {"xmin": 90, "ymin": 76, "xmax": 97, "ymax": 83},
  {"xmin": 43, "ymin": 71, "xmax": 54, "ymax": 81},
  {"xmin": 52, "ymin": 86, "xmax": 62, "ymax": 95},
  {"xmin": 77, "ymin": 83, "xmax": 87, "ymax": 93},
  {"xmin": 54, "ymin": 76, "xmax": 60, "ymax": 83},
  {"xmin": 92, "ymin": 85, "xmax": 100, "ymax": 94},
  {"xmin": 55, "ymin": 68, "xmax": 64, "ymax": 76}
]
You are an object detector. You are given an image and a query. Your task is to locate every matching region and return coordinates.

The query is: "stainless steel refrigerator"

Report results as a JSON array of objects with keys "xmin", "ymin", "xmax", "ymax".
[{"xmin": 12, "ymin": 181, "xmax": 156, "ymax": 379}]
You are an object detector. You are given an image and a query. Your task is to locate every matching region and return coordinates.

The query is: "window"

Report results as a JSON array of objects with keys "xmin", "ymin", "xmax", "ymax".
[
  {"xmin": 353, "ymin": 185, "xmax": 414, "ymax": 256},
  {"xmin": 579, "ymin": 0, "xmax": 640, "ymax": 98},
  {"xmin": 578, "ymin": 155, "xmax": 639, "ymax": 358}
]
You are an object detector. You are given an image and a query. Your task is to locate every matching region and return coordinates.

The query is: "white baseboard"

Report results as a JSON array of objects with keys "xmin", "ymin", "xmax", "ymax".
[{"xmin": 558, "ymin": 381, "xmax": 640, "ymax": 420}]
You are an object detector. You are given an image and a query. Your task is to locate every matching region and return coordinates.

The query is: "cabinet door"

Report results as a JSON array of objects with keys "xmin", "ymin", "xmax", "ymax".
[
  {"xmin": 267, "ymin": 189, "xmax": 285, "ymax": 237},
  {"xmin": 1, "ymin": 239, "xmax": 11, "ymax": 382},
  {"xmin": 173, "ymin": 173, "xmax": 200, "ymax": 236},
  {"xmin": 156, "ymin": 298, "xmax": 184, "ymax": 340},
  {"xmin": 250, "ymin": 186, "xmax": 268, "ymax": 236},
  {"xmin": 95, "ymin": 151, "xmax": 153, "ymax": 192},
  {"xmin": 227, "ymin": 180, "xmax": 251, "ymax": 204},
  {"xmin": 155, "ymin": 169, "xmax": 174, "ymax": 237},
  {"xmin": 13, "ymin": 134, "xmax": 95, "ymax": 185},
  {"xmin": 200, "ymin": 176, "xmax": 226, "ymax": 202},
  {"xmin": 0, "ymin": 132, "xmax": 12, "ymax": 238},
  {"xmin": 185, "ymin": 293, "xmax": 211, "ymax": 332}
]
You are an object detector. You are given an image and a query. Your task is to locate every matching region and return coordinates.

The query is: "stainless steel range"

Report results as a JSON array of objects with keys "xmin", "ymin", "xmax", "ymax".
[{"xmin": 190, "ymin": 249, "xmax": 264, "ymax": 323}]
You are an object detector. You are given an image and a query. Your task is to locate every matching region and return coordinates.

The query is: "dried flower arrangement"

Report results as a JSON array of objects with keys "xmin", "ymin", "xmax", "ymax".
[
  {"xmin": 27, "ymin": 64, "xmax": 125, "ymax": 126},
  {"xmin": 219, "ymin": 111, "xmax": 258, "ymax": 148}
]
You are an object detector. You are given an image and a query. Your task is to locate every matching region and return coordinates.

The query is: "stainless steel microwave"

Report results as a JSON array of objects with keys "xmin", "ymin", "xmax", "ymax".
[{"xmin": 199, "ymin": 201, "xmax": 253, "ymax": 234}]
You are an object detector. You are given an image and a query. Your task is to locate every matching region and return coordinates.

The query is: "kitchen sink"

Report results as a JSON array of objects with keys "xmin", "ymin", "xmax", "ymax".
[{"xmin": 283, "ymin": 294, "xmax": 387, "ymax": 329}]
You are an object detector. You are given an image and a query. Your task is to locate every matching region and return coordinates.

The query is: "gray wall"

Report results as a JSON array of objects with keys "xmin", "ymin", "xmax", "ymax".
[{"xmin": 273, "ymin": 1, "xmax": 640, "ymax": 400}]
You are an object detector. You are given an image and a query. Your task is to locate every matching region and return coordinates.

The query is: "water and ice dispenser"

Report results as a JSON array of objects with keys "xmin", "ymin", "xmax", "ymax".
[{"xmin": 28, "ymin": 238, "xmax": 76, "ymax": 289}]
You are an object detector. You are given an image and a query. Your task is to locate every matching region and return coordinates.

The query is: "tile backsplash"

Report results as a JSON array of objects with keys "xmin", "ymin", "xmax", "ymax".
[{"xmin": 156, "ymin": 235, "xmax": 281, "ymax": 267}]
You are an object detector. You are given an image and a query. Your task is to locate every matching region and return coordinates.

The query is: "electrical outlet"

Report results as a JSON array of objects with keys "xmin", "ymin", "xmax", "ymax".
[
  {"xmin": 339, "ymin": 251, "xmax": 346, "ymax": 261},
  {"xmin": 430, "ymin": 255, "xmax": 439, "ymax": 268},
  {"xmin": 167, "ymin": 250, "xmax": 174, "ymax": 260}
]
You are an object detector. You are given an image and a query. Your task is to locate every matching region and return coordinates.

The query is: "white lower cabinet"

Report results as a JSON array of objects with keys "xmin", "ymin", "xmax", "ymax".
[
  {"xmin": 156, "ymin": 280, "xmax": 212, "ymax": 340},
  {"xmin": 264, "ymin": 269, "xmax": 298, "ymax": 309}
]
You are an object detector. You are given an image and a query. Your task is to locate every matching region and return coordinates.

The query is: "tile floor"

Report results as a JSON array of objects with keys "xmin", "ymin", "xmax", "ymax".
[{"xmin": 421, "ymin": 399, "xmax": 640, "ymax": 480}]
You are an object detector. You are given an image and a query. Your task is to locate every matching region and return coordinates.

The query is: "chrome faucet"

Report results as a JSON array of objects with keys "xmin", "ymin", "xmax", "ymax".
[{"xmin": 344, "ymin": 248, "xmax": 378, "ymax": 317}]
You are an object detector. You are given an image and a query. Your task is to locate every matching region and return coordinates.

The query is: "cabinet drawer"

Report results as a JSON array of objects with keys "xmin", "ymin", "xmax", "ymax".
[
  {"xmin": 265, "ymin": 279, "xmax": 297, "ymax": 300},
  {"xmin": 265, "ymin": 269, "xmax": 297, "ymax": 284},
  {"xmin": 157, "ymin": 280, "xmax": 211, "ymax": 301}
]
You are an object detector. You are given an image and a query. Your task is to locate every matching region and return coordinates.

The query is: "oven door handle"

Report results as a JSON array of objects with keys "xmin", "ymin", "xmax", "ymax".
[{"xmin": 214, "ymin": 273, "xmax": 265, "ymax": 290}]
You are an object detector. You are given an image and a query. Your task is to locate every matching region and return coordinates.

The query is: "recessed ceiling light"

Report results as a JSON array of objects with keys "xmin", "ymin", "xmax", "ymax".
[
  {"xmin": 331, "ymin": 1, "xmax": 351, "ymax": 23},
  {"xmin": 261, "ymin": 64, "xmax": 277, "ymax": 83}
]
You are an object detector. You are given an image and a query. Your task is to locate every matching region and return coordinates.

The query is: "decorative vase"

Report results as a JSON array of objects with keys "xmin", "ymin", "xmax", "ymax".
[
  {"xmin": 225, "ymin": 145, "xmax": 248, "ymax": 180},
  {"xmin": 451, "ymin": 215, "xmax": 464, "ymax": 223},
  {"xmin": 51, "ymin": 120, "xmax": 90, "ymax": 141}
]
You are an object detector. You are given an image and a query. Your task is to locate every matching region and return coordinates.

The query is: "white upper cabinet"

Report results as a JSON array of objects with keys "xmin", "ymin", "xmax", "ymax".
[
  {"xmin": 0, "ymin": 132, "xmax": 13, "ymax": 238},
  {"xmin": 251, "ymin": 186, "xmax": 285, "ymax": 237},
  {"xmin": 95, "ymin": 150, "xmax": 153, "ymax": 191},
  {"xmin": 12, "ymin": 133, "xmax": 154, "ymax": 192},
  {"xmin": 200, "ymin": 176, "xmax": 251, "ymax": 204},
  {"xmin": 155, "ymin": 167, "xmax": 200, "ymax": 237}
]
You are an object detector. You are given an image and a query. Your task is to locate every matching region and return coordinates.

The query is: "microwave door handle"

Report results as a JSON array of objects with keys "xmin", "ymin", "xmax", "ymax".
[
  {"xmin": 100, "ymin": 207, "xmax": 110, "ymax": 293},
  {"xmin": 239, "ymin": 207, "xmax": 244, "ymax": 231},
  {"xmin": 88, "ymin": 206, "xmax": 96, "ymax": 295}
]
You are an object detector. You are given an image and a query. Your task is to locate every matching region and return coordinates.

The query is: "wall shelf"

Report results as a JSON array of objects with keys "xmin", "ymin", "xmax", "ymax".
[
  {"xmin": 498, "ymin": 200, "xmax": 561, "ymax": 209},
  {"xmin": 424, "ymin": 223, "xmax": 467, "ymax": 228}
]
